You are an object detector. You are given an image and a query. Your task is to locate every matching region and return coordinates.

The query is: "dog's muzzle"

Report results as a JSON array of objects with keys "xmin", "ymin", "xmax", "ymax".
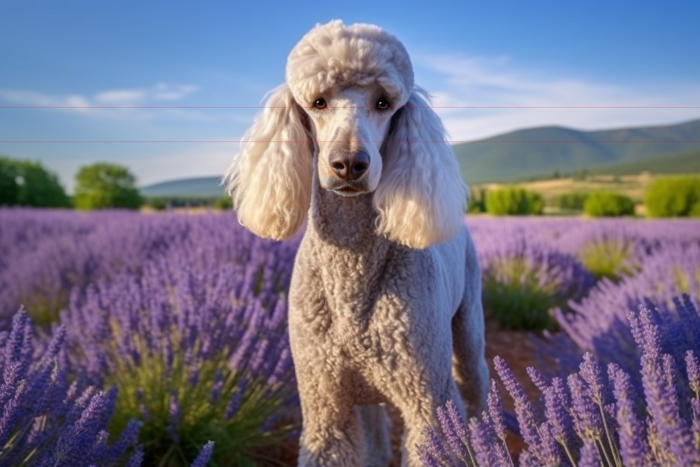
[{"xmin": 326, "ymin": 151, "xmax": 370, "ymax": 196}]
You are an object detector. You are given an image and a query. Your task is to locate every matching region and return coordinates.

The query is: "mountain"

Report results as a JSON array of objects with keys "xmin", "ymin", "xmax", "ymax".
[
  {"xmin": 140, "ymin": 118, "xmax": 700, "ymax": 197},
  {"xmin": 453, "ymin": 118, "xmax": 700, "ymax": 183},
  {"xmin": 140, "ymin": 176, "xmax": 225, "ymax": 198}
]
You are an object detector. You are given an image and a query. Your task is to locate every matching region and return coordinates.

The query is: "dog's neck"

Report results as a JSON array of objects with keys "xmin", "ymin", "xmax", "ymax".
[
  {"xmin": 307, "ymin": 170, "xmax": 393, "ymax": 259},
  {"xmin": 305, "ymin": 172, "xmax": 399, "ymax": 312}
]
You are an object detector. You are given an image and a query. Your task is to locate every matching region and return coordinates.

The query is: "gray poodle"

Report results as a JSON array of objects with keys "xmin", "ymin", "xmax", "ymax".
[{"xmin": 225, "ymin": 20, "xmax": 489, "ymax": 467}]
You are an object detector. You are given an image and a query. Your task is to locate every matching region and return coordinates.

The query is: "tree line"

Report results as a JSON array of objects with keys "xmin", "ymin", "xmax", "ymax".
[{"xmin": 1, "ymin": 156, "xmax": 142, "ymax": 210}]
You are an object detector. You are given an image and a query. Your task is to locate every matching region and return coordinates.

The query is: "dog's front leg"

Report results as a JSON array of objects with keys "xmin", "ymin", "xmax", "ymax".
[{"xmin": 296, "ymin": 379, "xmax": 362, "ymax": 467}]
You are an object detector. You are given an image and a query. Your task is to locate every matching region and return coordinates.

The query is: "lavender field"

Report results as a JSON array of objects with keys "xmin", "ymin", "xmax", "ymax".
[{"xmin": 1, "ymin": 209, "xmax": 700, "ymax": 466}]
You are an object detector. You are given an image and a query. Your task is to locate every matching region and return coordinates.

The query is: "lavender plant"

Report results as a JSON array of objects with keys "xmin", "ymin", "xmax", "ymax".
[
  {"xmin": 419, "ymin": 301, "xmax": 700, "ymax": 466},
  {"xmin": 556, "ymin": 221, "xmax": 645, "ymax": 282},
  {"xmin": 0, "ymin": 308, "xmax": 143, "ymax": 467},
  {"xmin": 0, "ymin": 210, "xmax": 196, "ymax": 326},
  {"xmin": 479, "ymin": 233, "xmax": 593, "ymax": 330},
  {"xmin": 60, "ymin": 239, "xmax": 299, "ymax": 466},
  {"xmin": 548, "ymin": 243, "xmax": 700, "ymax": 379}
]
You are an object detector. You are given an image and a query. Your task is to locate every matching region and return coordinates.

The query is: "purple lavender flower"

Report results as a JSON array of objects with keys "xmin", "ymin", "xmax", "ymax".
[
  {"xmin": 608, "ymin": 363, "xmax": 650, "ymax": 467},
  {"xmin": 0, "ymin": 308, "xmax": 141, "ymax": 466},
  {"xmin": 577, "ymin": 440, "xmax": 602, "ymax": 467},
  {"xmin": 437, "ymin": 401, "xmax": 469, "ymax": 461},
  {"xmin": 421, "ymin": 297, "xmax": 700, "ymax": 467},
  {"xmin": 687, "ymin": 350, "xmax": 699, "ymax": 397},
  {"xmin": 567, "ymin": 373, "xmax": 603, "ymax": 441},
  {"xmin": 542, "ymin": 380, "xmax": 574, "ymax": 449},
  {"xmin": 494, "ymin": 357, "xmax": 544, "ymax": 461},
  {"xmin": 419, "ymin": 426, "xmax": 459, "ymax": 467},
  {"xmin": 190, "ymin": 441, "xmax": 214, "ymax": 467},
  {"xmin": 487, "ymin": 380, "xmax": 507, "ymax": 442}
]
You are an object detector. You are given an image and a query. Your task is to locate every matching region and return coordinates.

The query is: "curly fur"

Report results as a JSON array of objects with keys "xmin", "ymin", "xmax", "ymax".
[
  {"xmin": 224, "ymin": 84, "xmax": 312, "ymax": 240},
  {"xmin": 375, "ymin": 89, "xmax": 467, "ymax": 248},
  {"xmin": 225, "ymin": 20, "xmax": 488, "ymax": 467}
]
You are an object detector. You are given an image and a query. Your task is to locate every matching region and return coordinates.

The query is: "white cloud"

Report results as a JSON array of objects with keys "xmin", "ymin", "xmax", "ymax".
[
  {"xmin": 152, "ymin": 83, "xmax": 199, "ymax": 101},
  {"xmin": 94, "ymin": 89, "xmax": 147, "ymax": 104},
  {"xmin": 0, "ymin": 83, "xmax": 205, "ymax": 121},
  {"xmin": 414, "ymin": 53, "xmax": 700, "ymax": 141}
]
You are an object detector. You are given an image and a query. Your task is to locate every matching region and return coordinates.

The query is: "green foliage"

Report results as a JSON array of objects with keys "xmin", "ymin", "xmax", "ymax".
[
  {"xmin": 583, "ymin": 191, "xmax": 636, "ymax": 217},
  {"xmin": 551, "ymin": 192, "xmax": 589, "ymax": 211},
  {"xmin": 74, "ymin": 163, "xmax": 143, "ymax": 210},
  {"xmin": 482, "ymin": 258, "xmax": 558, "ymax": 330},
  {"xmin": 0, "ymin": 156, "xmax": 71, "ymax": 207},
  {"xmin": 467, "ymin": 188, "xmax": 487, "ymax": 213},
  {"xmin": 644, "ymin": 176, "xmax": 700, "ymax": 217},
  {"xmin": 146, "ymin": 197, "xmax": 168, "ymax": 211},
  {"xmin": 485, "ymin": 187, "xmax": 544, "ymax": 215},
  {"xmin": 578, "ymin": 239, "xmax": 638, "ymax": 282},
  {"xmin": 214, "ymin": 196, "xmax": 233, "ymax": 211},
  {"xmin": 0, "ymin": 161, "xmax": 19, "ymax": 205}
]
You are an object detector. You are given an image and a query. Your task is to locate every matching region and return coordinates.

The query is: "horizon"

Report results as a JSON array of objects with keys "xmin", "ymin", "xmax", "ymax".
[
  {"xmin": 2, "ymin": 0, "xmax": 699, "ymax": 191},
  {"xmin": 138, "ymin": 115, "xmax": 700, "ymax": 188}
]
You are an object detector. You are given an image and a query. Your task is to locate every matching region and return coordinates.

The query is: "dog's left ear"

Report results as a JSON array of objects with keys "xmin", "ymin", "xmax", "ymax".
[{"xmin": 373, "ymin": 89, "xmax": 467, "ymax": 249}]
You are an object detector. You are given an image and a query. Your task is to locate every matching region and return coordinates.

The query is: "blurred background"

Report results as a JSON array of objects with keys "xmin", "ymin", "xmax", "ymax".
[{"xmin": 1, "ymin": 0, "xmax": 699, "ymax": 212}]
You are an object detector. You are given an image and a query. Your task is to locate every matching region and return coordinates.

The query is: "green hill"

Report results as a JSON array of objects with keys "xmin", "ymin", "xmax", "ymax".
[
  {"xmin": 140, "ymin": 176, "xmax": 225, "ymax": 198},
  {"xmin": 589, "ymin": 147, "xmax": 700, "ymax": 176},
  {"xmin": 453, "ymin": 117, "xmax": 700, "ymax": 183}
]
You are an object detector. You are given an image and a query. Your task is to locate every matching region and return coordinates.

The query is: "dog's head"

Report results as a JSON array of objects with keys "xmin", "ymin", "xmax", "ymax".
[{"xmin": 225, "ymin": 21, "xmax": 467, "ymax": 249}]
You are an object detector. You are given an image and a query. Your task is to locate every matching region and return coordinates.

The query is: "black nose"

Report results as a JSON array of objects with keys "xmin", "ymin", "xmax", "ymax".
[{"xmin": 329, "ymin": 151, "xmax": 370, "ymax": 181}]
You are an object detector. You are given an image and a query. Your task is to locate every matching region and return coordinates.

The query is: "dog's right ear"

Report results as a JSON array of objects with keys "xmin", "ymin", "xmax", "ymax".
[{"xmin": 224, "ymin": 84, "xmax": 313, "ymax": 240}]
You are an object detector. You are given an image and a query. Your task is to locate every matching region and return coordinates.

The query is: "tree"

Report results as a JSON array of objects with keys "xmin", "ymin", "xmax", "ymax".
[
  {"xmin": 0, "ymin": 156, "xmax": 71, "ymax": 207},
  {"xmin": 0, "ymin": 159, "xmax": 19, "ymax": 205},
  {"xmin": 74, "ymin": 163, "xmax": 143, "ymax": 210}
]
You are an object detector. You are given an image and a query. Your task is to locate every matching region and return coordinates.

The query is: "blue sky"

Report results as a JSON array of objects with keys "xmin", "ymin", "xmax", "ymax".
[{"xmin": 1, "ymin": 0, "xmax": 699, "ymax": 191}]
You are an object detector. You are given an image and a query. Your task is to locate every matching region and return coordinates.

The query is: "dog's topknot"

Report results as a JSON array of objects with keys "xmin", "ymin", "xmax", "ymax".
[{"xmin": 286, "ymin": 20, "xmax": 414, "ymax": 108}]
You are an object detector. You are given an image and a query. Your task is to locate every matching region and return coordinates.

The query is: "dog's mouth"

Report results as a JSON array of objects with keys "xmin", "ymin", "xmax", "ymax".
[{"xmin": 327, "ymin": 180, "xmax": 367, "ymax": 197}]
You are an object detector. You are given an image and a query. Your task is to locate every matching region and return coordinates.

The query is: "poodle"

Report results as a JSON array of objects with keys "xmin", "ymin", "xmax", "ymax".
[{"xmin": 225, "ymin": 20, "xmax": 489, "ymax": 467}]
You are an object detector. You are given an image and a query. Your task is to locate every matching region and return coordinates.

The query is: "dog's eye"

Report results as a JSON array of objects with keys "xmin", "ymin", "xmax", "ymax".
[
  {"xmin": 376, "ymin": 98, "xmax": 390, "ymax": 110},
  {"xmin": 313, "ymin": 98, "xmax": 327, "ymax": 110}
]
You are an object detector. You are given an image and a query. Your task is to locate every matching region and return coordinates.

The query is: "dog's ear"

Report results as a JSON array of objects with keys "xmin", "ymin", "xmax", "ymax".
[
  {"xmin": 224, "ymin": 84, "xmax": 313, "ymax": 240},
  {"xmin": 373, "ymin": 89, "xmax": 467, "ymax": 249}
]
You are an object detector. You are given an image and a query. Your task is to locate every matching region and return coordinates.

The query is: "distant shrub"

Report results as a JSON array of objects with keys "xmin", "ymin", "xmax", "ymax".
[
  {"xmin": 214, "ymin": 196, "xmax": 233, "ymax": 210},
  {"xmin": 583, "ymin": 191, "xmax": 635, "ymax": 217},
  {"xmin": 644, "ymin": 176, "xmax": 700, "ymax": 217},
  {"xmin": 551, "ymin": 192, "xmax": 589, "ymax": 211},
  {"xmin": 485, "ymin": 187, "xmax": 544, "ymax": 215},
  {"xmin": 146, "ymin": 197, "xmax": 168, "ymax": 211}
]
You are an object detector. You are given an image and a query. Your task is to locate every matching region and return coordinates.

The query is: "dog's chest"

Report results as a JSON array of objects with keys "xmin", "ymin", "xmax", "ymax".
[{"xmin": 289, "ymin": 235, "xmax": 436, "ymax": 353}]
